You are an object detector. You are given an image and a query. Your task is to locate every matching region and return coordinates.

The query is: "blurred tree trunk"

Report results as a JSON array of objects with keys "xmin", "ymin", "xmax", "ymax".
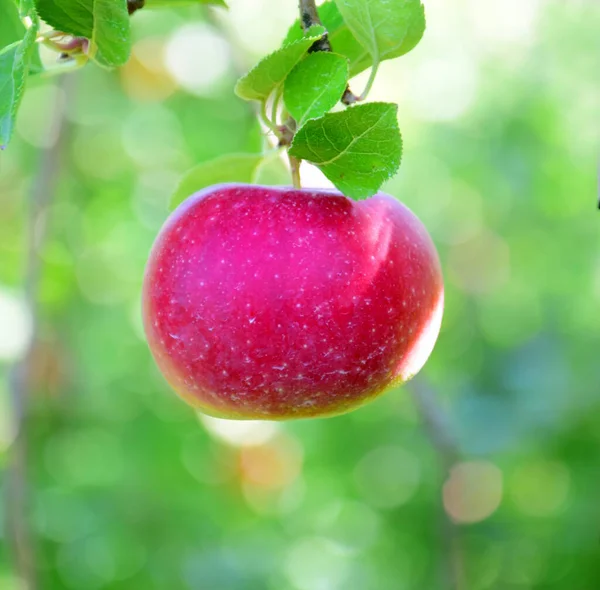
[{"xmin": 5, "ymin": 73, "xmax": 76, "ymax": 590}]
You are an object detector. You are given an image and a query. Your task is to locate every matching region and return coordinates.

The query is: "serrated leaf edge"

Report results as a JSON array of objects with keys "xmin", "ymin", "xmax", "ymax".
[{"xmin": 234, "ymin": 25, "xmax": 326, "ymax": 103}]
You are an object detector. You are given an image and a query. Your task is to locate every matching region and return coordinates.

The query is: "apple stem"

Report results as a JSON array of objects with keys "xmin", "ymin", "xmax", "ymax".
[{"xmin": 289, "ymin": 156, "xmax": 302, "ymax": 188}]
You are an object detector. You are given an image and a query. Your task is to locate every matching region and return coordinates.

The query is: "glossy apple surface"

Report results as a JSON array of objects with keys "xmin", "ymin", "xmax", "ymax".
[{"xmin": 143, "ymin": 184, "xmax": 443, "ymax": 420}]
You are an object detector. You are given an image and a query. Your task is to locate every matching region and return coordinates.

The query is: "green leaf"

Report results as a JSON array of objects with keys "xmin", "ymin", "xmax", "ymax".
[
  {"xmin": 1, "ymin": 0, "xmax": 26, "ymax": 47},
  {"xmin": 35, "ymin": 0, "xmax": 93, "ymax": 37},
  {"xmin": 235, "ymin": 25, "xmax": 325, "ymax": 103},
  {"xmin": 289, "ymin": 102, "xmax": 402, "ymax": 200},
  {"xmin": 0, "ymin": 23, "xmax": 38, "ymax": 147},
  {"xmin": 283, "ymin": 52, "xmax": 348, "ymax": 126},
  {"xmin": 34, "ymin": 0, "xmax": 131, "ymax": 67},
  {"xmin": 171, "ymin": 154, "xmax": 266, "ymax": 209},
  {"xmin": 171, "ymin": 152, "xmax": 291, "ymax": 209},
  {"xmin": 91, "ymin": 0, "xmax": 131, "ymax": 67},
  {"xmin": 284, "ymin": 1, "xmax": 371, "ymax": 77},
  {"xmin": 333, "ymin": 0, "xmax": 425, "ymax": 68},
  {"xmin": 6, "ymin": 0, "xmax": 43, "ymax": 74},
  {"xmin": 145, "ymin": 0, "xmax": 226, "ymax": 6},
  {"xmin": 17, "ymin": 0, "xmax": 38, "ymax": 18}
]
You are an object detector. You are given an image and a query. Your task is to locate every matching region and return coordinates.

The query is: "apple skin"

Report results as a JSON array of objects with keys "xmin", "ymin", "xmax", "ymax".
[{"xmin": 143, "ymin": 184, "xmax": 443, "ymax": 420}]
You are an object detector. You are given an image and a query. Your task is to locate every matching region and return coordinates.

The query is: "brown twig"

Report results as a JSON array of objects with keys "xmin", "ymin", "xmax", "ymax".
[
  {"xmin": 299, "ymin": 0, "xmax": 332, "ymax": 52},
  {"xmin": 5, "ymin": 74, "xmax": 75, "ymax": 590},
  {"xmin": 127, "ymin": 0, "xmax": 145, "ymax": 15},
  {"xmin": 410, "ymin": 379, "xmax": 466, "ymax": 590},
  {"xmin": 298, "ymin": 0, "xmax": 360, "ymax": 104},
  {"xmin": 411, "ymin": 380, "xmax": 460, "ymax": 469}
]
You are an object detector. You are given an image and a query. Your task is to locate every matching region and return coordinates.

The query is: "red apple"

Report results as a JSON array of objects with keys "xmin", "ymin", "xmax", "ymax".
[{"xmin": 143, "ymin": 184, "xmax": 443, "ymax": 420}]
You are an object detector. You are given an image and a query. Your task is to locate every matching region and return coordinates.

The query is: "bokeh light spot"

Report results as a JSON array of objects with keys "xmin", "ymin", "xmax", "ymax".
[
  {"xmin": 44, "ymin": 429, "xmax": 124, "ymax": 487},
  {"xmin": 199, "ymin": 413, "xmax": 279, "ymax": 446},
  {"xmin": 510, "ymin": 460, "xmax": 570, "ymax": 517},
  {"xmin": 409, "ymin": 54, "xmax": 478, "ymax": 121},
  {"xmin": 354, "ymin": 445, "xmax": 421, "ymax": 509},
  {"xmin": 443, "ymin": 460, "xmax": 503, "ymax": 524},
  {"xmin": 448, "ymin": 231, "xmax": 510, "ymax": 295},
  {"xmin": 16, "ymin": 83, "xmax": 64, "ymax": 148},
  {"xmin": 468, "ymin": 0, "xmax": 541, "ymax": 47},
  {"xmin": 121, "ymin": 104, "xmax": 185, "ymax": 168},
  {"xmin": 240, "ymin": 433, "xmax": 303, "ymax": 490},
  {"xmin": 284, "ymin": 537, "xmax": 349, "ymax": 590},
  {"xmin": 164, "ymin": 24, "xmax": 231, "ymax": 95},
  {"xmin": 0, "ymin": 288, "xmax": 32, "ymax": 362},
  {"xmin": 317, "ymin": 500, "xmax": 381, "ymax": 555}
]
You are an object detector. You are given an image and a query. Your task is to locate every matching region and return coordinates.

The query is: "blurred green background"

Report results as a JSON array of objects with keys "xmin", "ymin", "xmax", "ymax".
[{"xmin": 1, "ymin": 0, "xmax": 599, "ymax": 588}]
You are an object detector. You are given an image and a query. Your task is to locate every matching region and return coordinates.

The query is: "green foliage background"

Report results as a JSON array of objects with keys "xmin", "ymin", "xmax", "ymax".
[{"xmin": 0, "ymin": 1, "xmax": 599, "ymax": 588}]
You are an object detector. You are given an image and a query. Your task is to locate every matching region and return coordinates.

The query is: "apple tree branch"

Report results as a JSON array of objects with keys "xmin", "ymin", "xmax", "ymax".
[
  {"xmin": 5, "ymin": 74, "xmax": 75, "ymax": 590},
  {"xmin": 410, "ymin": 379, "xmax": 466, "ymax": 590}
]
